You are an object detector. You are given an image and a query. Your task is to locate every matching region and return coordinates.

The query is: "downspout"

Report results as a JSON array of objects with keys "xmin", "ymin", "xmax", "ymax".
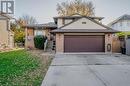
[{"xmin": 7, "ymin": 19, "xmax": 10, "ymax": 48}]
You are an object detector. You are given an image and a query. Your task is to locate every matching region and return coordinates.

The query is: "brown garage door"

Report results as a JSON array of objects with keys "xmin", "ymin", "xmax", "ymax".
[{"xmin": 64, "ymin": 35, "xmax": 105, "ymax": 52}]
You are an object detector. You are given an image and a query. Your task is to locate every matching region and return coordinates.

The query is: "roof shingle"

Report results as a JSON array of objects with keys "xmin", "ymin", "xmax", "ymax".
[
  {"xmin": 23, "ymin": 22, "xmax": 57, "ymax": 29},
  {"xmin": 51, "ymin": 29, "xmax": 119, "ymax": 33}
]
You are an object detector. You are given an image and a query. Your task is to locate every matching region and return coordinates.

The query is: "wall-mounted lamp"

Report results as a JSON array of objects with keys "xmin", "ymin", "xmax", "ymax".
[{"xmin": 108, "ymin": 34, "xmax": 110, "ymax": 37}]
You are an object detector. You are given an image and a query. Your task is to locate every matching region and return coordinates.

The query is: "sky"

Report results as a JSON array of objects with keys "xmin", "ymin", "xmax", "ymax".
[{"xmin": 14, "ymin": 0, "xmax": 130, "ymax": 25}]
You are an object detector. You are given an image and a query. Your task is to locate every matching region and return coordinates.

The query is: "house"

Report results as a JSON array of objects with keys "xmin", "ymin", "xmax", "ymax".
[
  {"xmin": 108, "ymin": 14, "xmax": 130, "ymax": 53},
  {"xmin": 52, "ymin": 14, "xmax": 118, "ymax": 53},
  {"xmin": 24, "ymin": 22, "xmax": 57, "ymax": 49},
  {"xmin": 0, "ymin": 13, "xmax": 14, "ymax": 49},
  {"xmin": 108, "ymin": 14, "xmax": 130, "ymax": 32}
]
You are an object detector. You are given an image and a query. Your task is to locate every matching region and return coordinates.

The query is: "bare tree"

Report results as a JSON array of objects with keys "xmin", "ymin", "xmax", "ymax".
[
  {"xmin": 18, "ymin": 14, "xmax": 37, "ymax": 26},
  {"xmin": 57, "ymin": 0, "xmax": 95, "ymax": 16}
]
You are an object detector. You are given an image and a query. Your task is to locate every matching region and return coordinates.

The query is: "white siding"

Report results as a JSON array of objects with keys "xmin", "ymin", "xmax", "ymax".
[
  {"xmin": 57, "ymin": 19, "xmax": 73, "ymax": 28},
  {"xmin": 65, "ymin": 19, "xmax": 73, "ymax": 25},
  {"xmin": 61, "ymin": 18, "xmax": 106, "ymax": 29},
  {"xmin": 57, "ymin": 19, "xmax": 63, "ymax": 28},
  {"xmin": 111, "ymin": 20, "xmax": 130, "ymax": 31}
]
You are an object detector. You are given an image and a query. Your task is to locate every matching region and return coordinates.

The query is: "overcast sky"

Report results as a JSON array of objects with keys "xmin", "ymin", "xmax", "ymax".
[{"xmin": 15, "ymin": 0, "xmax": 130, "ymax": 24}]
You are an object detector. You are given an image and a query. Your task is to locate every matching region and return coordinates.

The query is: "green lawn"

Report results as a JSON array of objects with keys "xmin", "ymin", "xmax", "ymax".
[{"xmin": 0, "ymin": 50, "xmax": 52, "ymax": 86}]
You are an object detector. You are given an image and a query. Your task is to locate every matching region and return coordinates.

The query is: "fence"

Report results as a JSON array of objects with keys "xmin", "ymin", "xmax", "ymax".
[
  {"xmin": 126, "ymin": 39, "xmax": 130, "ymax": 55},
  {"xmin": 112, "ymin": 37, "xmax": 121, "ymax": 53}
]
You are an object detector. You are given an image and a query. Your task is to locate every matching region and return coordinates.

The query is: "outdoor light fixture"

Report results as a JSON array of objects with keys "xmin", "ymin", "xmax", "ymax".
[
  {"xmin": 107, "ymin": 44, "xmax": 111, "ymax": 52},
  {"xmin": 108, "ymin": 34, "xmax": 110, "ymax": 37}
]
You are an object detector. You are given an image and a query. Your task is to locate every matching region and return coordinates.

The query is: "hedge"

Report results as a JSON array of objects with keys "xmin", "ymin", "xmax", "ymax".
[{"xmin": 34, "ymin": 35, "xmax": 47, "ymax": 49}]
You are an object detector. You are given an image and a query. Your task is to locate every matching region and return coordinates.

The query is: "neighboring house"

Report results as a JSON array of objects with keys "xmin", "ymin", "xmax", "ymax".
[
  {"xmin": 108, "ymin": 14, "xmax": 130, "ymax": 53},
  {"xmin": 108, "ymin": 14, "xmax": 130, "ymax": 32},
  {"xmin": 52, "ymin": 14, "xmax": 118, "ymax": 53},
  {"xmin": 0, "ymin": 13, "xmax": 14, "ymax": 49},
  {"xmin": 24, "ymin": 22, "xmax": 57, "ymax": 48}
]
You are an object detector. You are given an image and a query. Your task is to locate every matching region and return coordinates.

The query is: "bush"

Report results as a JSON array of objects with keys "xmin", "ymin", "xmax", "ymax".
[
  {"xmin": 117, "ymin": 32, "xmax": 130, "ymax": 37},
  {"xmin": 34, "ymin": 35, "xmax": 47, "ymax": 49},
  {"xmin": 14, "ymin": 29, "xmax": 25, "ymax": 43}
]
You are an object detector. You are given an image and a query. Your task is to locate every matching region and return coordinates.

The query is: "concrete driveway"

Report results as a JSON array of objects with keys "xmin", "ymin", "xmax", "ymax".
[{"xmin": 41, "ymin": 54, "xmax": 130, "ymax": 86}]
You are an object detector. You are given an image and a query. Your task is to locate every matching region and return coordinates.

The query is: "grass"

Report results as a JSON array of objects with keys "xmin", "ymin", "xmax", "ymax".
[{"xmin": 0, "ymin": 50, "xmax": 52, "ymax": 86}]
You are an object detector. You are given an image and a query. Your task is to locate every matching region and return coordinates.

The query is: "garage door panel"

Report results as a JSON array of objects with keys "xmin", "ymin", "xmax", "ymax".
[{"xmin": 64, "ymin": 36, "xmax": 105, "ymax": 52}]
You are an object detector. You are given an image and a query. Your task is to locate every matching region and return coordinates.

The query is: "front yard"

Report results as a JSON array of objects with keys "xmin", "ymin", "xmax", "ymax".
[{"xmin": 0, "ymin": 50, "xmax": 53, "ymax": 86}]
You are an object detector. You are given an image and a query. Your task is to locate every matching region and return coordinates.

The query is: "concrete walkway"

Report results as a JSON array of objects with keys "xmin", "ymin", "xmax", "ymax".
[{"xmin": 41, "ymin": 54, "xmax": 130, "ymax": 86}]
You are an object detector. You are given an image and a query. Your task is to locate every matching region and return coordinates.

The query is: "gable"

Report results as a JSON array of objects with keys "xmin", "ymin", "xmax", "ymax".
[{"xmin": 61, "ymin": 17, "xmax": 106, "ymax": 29}]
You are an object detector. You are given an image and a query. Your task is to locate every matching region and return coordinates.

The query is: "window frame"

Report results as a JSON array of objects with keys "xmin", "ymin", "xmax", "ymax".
[{"xmin": 34, "ymin": 30, "xmax": 45, "ymax": 36}]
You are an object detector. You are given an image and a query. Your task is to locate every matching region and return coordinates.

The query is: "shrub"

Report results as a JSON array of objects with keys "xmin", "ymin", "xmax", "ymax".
[
  {"xmin": 117, "ymin": 32, "xmax": 130, "ymax": 37},
  {"xmin": 34, "ymin": 35, "xmax": 47, "ymax": 49},
  {"xmin": 14, "ymin": 29, "xmax": 25, "ymax": 43}
]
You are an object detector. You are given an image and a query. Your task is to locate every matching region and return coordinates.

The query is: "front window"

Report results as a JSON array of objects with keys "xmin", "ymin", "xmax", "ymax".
[{"xmin": 34, "ymin": 30, "xmax": 45, "ymax": 36}]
